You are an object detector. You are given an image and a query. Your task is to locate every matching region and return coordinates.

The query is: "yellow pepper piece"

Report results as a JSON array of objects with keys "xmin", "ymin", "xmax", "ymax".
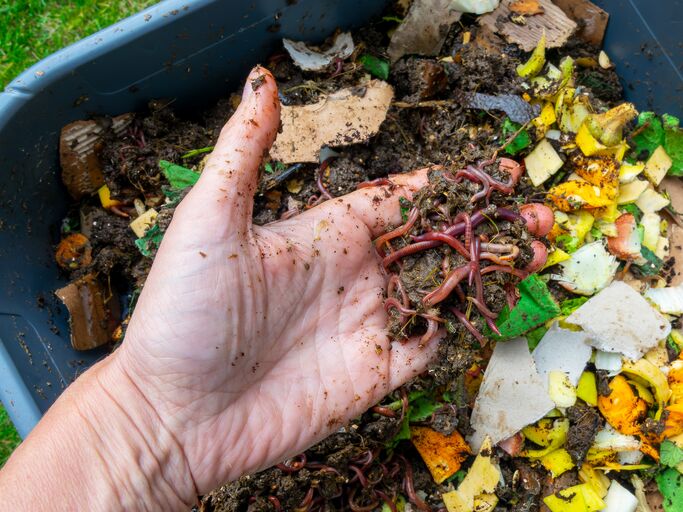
[
  {"xmin": 597, "ymin": 375, "xmax": 647, "ymax": 436},
  {"xmin": 547, "ymin": 181, "xmax": 614, "ymax": 212},
  {"xmin": 97, "ymin": 184, "xmax": 121, "ymax": 209},
  {"xmin": 621, "ymin": 358, "xmax": 671, "ymax": 413},
  {"xmin": 543, "ymin": 483, "xmax": 605, "ymax": 512},
  {"xmin": 573, "ymin": 155, "xmax": 619, "ymax": 200},
  {"xmin": 540, "ymin": 448, "xmax": 574, "ymax": 477},
  {"xmin": 579, "ymin": 465, "xmax": 611, "ymax": 498},
  {"xmin": 442, "ymin": 437, "xmax": 500, "ymax": 512},
  {"xmin": 516, "ymin": 31, "xmax": 546, "ymax": 78},
  {"xmin": 663, "ymin": 402, "xmax": 683, "ymax": 439},
  {"xmin": 567, "ymin": 210, "xmax": 596, "ymax": 244},
  {"xmin": 542, "ymin": 247, "xmax": 570, "ymax": 270},
  {"xmin": 539, "ymin": 102, "xmax": 556, "ymax": 126},
  {"xmin": 547, "ymin": 222, "xmax": 567, "ymax": 243},
  {"xmin": 522, "ymin": 418, "xmax": 569, "ymax": 458},
  {"xmin": 593, "ymin": 201, "xmax": 619, "ymax": 222},
  {"xmin": 669, "ymin": 359, "xmax": 683, "ymax": 404},
  {"xmin": 411, "ymin": 426, "xmax": 470, "ymax": 484},
  {"xmin": 577, "ymin": 371, "xmax": 598, "ymax": 406}
]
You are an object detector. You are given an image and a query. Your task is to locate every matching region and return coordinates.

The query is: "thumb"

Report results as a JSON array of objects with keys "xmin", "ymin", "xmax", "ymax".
[{"xmin": 183, "ymin": 66, "xmax": 280, "ymax": 235}]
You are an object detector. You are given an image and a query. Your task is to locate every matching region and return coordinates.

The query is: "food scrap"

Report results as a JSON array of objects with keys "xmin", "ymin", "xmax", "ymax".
[{"xmin": 52, "ymin": 0, "xmax": 683, "ymax": 510}]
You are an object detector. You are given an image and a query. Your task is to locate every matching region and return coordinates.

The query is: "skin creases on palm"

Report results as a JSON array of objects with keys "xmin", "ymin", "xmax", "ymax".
[{"xmin": 115, "ymin": 66, "xmax": 439, "ymax": 492}]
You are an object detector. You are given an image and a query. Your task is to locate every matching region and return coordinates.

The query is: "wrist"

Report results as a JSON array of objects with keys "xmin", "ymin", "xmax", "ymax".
[
  {"xmin": 75, "ymin": 353, "xmax": 198, "ymax": 509},
  {"xmin": 0, "ymin": 352, "xmax": 197, "ymax": 511}
]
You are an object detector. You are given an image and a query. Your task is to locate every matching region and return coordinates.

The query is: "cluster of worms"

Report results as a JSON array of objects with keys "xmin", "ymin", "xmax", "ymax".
[
  {"xmin": 376, "ymin": 158, "xmax": 553, "ymax": 346},
  {"xmin": 253, "ymin": 391, "xmax": 442, "ymax": 512}
]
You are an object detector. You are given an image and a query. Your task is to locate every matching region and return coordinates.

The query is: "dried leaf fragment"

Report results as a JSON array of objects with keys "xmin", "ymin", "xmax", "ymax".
[
  {"xmin": 387, "ymin": 0, "xmax": 462, "ymax": 63},
  {"xmin": 509, "ymin": 0, "xmax": 544, "ymax": 16},
  {"xmin": 270, "ymin": 80, "xmax": 394, "ymax": 163}
]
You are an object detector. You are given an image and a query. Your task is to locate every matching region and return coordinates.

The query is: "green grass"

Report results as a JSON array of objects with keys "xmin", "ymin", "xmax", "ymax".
[
  {"xmin": 0, "ymin": 0, "xmax": 157, "ymax": 88},
  {"xmin": 0, "ymin": 0, "xmax": 156, "ymax": 467},
  {"xmin": 0, "ymin": 407, "xmax": 21, "ymax": 467}
]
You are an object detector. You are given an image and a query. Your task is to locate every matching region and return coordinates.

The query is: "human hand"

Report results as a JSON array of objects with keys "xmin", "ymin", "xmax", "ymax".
[
  {"xmin": 113, "ymin": 67, "xmax": 438, "ymax": 497},
  {"xmin": 0, "ymin": 66, "xmax": 438, "ymax": 510}
]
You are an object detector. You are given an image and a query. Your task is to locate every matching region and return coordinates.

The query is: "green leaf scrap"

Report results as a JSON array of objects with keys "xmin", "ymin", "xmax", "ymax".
[
  {"xmin": 631, "ymin": 112, "xmax": 664, "ymax": 156},
  {"xmin": 656, "ymin": 467, "xmax": 683, "ymax": 512},
  {"xmin": 630, "ymin": 112, "xmax": 683, "ymax": 175},
  {"xmin": 621, "ymin": 203, "xmax": 643, "ymax": 223},
  {"xmin": 559, "ymin": 297, "xmax": 589, "ymax": 316},
  {"xmin": 409, "ymin": 397, "xmax": 442, "ymax": 422},
  {"xmin": 491, "ymin": 274, "xmax": 561, "ymax": 340},
  {"xmin": 631, "ymin": 245, "xmax": 663, "ymax": 277},
  {"xmin": 501, "ymin": 118, "xmax": 532, "ymax": 155},
  {"xmin": 134, "ymin": 223, "xmax": 163, "ymax": 258},
  {"xmin": 526, "ymin": 325, "xmax": 548, "ymax": 351},
  {"xmin": 359, "ymin": 54, "xmax": 390, "ymax": 80},
  {"xmin": 661, "ymin": 440, "xmax": 683, "ymax": 468},
  {"xmin": 159, "ymin": 160, "xmax": 200, "ymax": 189}
]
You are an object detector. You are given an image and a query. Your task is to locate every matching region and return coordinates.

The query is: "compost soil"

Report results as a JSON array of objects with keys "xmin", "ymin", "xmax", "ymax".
[{"xmin": 56, "ymin": 8, "xmax": 628, "ymax": 512}]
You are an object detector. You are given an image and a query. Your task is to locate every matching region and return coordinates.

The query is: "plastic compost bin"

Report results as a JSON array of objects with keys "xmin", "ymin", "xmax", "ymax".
[{"xmin": 0, "ymin": 0, "xmax": 681, "ymax": 438}]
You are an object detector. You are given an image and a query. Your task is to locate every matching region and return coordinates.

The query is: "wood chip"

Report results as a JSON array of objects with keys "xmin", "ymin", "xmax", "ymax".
[
  {"xmin": 55, "ymin": 274, "xmax": 111, "ymax": 351},
  {"xmin": 270, "ymin": 80, "xmax": 394, "ymax": 164},
  {"xmin": 478, "ymin": 0, "xmax": 577, "ymax": 52},
  {"xmin": 509, "ymin": 0, "xmax": 544, "ymax": 15},
  {"xmin": 552, "ymin": 0, "xmax": 609, "ymax": 47},
  {"xmin": 60, "ymin": 114, "xmax": 133, "ymax": 199},
  {"xmin": 387, "ymin": 0, "xmax": 462, "ymax": 63}
]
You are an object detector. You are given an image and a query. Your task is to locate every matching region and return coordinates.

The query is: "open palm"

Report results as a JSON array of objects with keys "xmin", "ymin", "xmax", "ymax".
[{"xmin": 115, "ymin": 67, "xmax": 438, "ymax": 494}]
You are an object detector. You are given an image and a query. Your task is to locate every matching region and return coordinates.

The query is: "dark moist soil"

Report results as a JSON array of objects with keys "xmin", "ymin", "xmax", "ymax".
[{"xmin": 55, "ymin": 7, "xmax": 629, "ymax": 512}]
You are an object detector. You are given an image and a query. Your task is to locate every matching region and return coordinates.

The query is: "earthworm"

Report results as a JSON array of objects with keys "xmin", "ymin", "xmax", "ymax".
[
  {"xmin": 422, "ymin": 264, "xmax": 471, "ymax": 307},
  {"xmin": 375, "ymin": 490, "xmax": 398, "ymax": 512},
  {"xmin": 398, "ymin": 455, "xmax": 430, "ymax": 511},
  {"xmin": 375, "ymin": 207, "xmax": 420, "ymax": 254},
  {"xmin": 357, "ymin": 177, "xmax": 394, "ymax": 189},
  {"xmin": 450, "ymin": 307, "xmax": 486, "ymax": 344},
  {"xmin": 276, "ymin": 454, "xmax": 307, "ymax": 473}
]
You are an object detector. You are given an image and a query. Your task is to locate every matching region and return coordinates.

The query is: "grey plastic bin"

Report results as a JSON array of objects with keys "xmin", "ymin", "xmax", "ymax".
[{"xmin": 0, "ymin": 0, "xmax": 681, "ymax": 438}]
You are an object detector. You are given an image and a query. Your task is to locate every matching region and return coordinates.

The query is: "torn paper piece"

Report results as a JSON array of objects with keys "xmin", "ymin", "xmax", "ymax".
[
  {"xmin": 469, "ymin": 337, "xmax": 554, "ymax": 452},
  {"xmin": 388, "ymin": 0, "xmax": 463, "ymax": 63},
  {"xmin": 283, "ymin": 32, "xmax": 354, "ymax": 72},
  {"xmin": 479, "ymin": 0, "xmax": 577, "ymax": 52},
  {"xmin": 270, "ymin": 80, "xmax": 394, "ymax": 163},
  {"xmin": 532, "ymin": 322, "xmax": 593, "ymax": 388},
  {"xmin": 565, "ymin": 281, "xmax": 671, "ymax": 360}
]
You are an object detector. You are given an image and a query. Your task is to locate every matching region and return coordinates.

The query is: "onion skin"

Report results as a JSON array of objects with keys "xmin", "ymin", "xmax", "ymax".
[
  {"xmin": 525, "ymin": 240, "xmax": 548, "ymax": 273},
  {"xmin": 520, "ymin": 203, "xmax": 554, "ymax": 237}
]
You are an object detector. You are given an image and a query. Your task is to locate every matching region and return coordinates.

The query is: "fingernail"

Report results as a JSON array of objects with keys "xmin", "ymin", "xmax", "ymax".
[{"xmin": 242, "ymin": 65, "xmax": 266, "ymax": 101}]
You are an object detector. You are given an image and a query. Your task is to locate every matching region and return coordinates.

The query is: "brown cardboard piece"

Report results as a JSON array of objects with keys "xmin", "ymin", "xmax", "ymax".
[
  {"xmin": 661, "ymin": 177, "xmax": 683, "ymax": 285},
  {"xmin": 270, "ymin": 80, "xmax": 394, "ymax": 164},
  {"xmin": 553, "ymin": 0, "xmax": 609, "ymax": 47},
  {"xmin": 479, "ymin": 0, "xmax": 577, "ymax": 51},
  {"xmin": 60, "ymin": 114, "xmax": 132, "ymax": 199},
  {"xmin": 55, "ymin": 274, "xmax": 111, "ymax": 351}
]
